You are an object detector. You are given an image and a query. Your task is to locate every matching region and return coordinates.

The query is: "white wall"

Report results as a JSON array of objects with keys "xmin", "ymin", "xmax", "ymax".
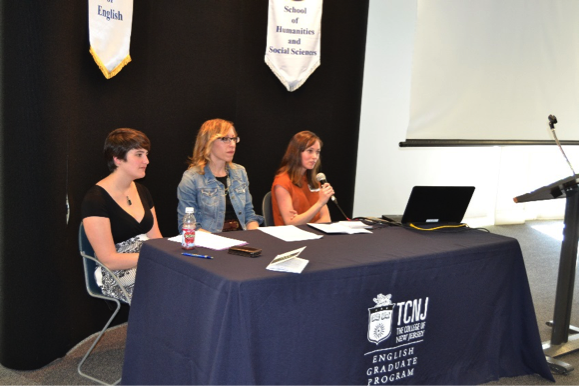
[{"xmin": 353, "ymin": 0, "xmax": 578, "ymax": 226}]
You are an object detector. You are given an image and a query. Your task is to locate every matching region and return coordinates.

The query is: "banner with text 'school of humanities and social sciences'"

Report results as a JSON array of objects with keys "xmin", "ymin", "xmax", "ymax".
[
  {"xmin": 88, "ymin": 0, "xmax": 133, "ymax": 79},
  {"xmin": 265, "ymin": 0, "xmax": 323, "ymax": 92}
]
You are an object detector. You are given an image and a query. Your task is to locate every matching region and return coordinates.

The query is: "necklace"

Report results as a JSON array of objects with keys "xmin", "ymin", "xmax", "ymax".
[
  {"xmin": 215, "ymin": 175, "xmax": 231, "ymax": 196},
  {"xmin": 212, "ymin": 164, "xmax": 231, "ymax": 196},
  {"xmin": 127, "ymin": 196, "xmax": 132, "ymax": 206}
]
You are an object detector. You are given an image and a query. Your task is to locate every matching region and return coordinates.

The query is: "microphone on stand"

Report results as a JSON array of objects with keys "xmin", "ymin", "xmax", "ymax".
[
  {"xmin": 547, "ymin": 115, "xmax": 576, "ymax": 176},
  {"xmin": 315, "ymin": 173, "xmax": 350, "ymax": 220},
  {"xmin": 548, "ymin": 114, "xmax": 558, "ymax": 129}
]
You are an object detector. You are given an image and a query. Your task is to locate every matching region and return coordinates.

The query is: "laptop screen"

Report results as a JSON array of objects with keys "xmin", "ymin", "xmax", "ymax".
[{"xmin": 401, "ymin": 186, "xmax": 475, "ymax": 224}]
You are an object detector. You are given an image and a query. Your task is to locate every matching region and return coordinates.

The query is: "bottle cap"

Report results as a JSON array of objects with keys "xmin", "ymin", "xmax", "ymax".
[{"xmin": 185, "ymin": 207, "xmax": 194, "ymax": 213}]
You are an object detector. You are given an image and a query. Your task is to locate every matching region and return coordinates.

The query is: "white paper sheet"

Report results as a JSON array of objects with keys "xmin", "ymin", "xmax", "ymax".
[
  {"xmin": 338, "ymin": 221, "xmax": 373, "ymax": 230},
  {"xmin": 168, "ymin": 232, "xmax": 247, "ymax": 250},
  {"xmin": 258, "ymin": 225, "xmax": 323, "ymax": 242},
  {"xmin": 307, "ymin": 222, "xmax": 372, "ymax": 234}
]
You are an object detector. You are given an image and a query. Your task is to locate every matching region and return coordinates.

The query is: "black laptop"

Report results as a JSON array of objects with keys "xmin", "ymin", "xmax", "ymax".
[{"xmin": 400, "ymin": 186, "xmax": 475, "ymax": 225}]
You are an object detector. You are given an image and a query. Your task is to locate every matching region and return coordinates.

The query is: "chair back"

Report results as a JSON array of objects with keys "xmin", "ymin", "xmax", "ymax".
[
  {"xmin": 79, "ymin": 223, "xmax": 131, "ymax": 305},
  {"xmin": 77, "ymin": 223, "xmax": 126, "ymax": 384},
  {"xmin": 79, "ymin": 223, "xmax": 105, "ymax": 298},
  {"xmin": 262, "ymin": 191, "xmax": 275, "ymax": 227}
]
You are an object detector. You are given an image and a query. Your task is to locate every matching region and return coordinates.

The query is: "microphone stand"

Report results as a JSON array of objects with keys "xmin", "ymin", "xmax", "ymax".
[
  {"xmin": 539, "ymin": 115, "xmax": 579, "ymax": 374},
  {"xmin": 549, "ymin": 116, "xmax": 576, "ymax": 176}
]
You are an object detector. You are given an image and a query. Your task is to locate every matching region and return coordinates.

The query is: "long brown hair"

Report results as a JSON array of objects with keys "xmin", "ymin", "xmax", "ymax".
[
  {"xmin": 187, "ymin": 118, "xmax": 236, "ymax": 173},
  {"xmin": 276, "ymin": 131, "xmax": 322, "ymax": 188}
]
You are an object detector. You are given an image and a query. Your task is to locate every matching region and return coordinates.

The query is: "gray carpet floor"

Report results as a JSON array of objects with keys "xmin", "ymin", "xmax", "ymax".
[{"xmin": 0, "ymin": 220, "xmax": 577, "ymax": 385}]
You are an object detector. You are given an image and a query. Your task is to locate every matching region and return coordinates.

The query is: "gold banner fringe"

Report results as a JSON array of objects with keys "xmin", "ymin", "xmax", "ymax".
[{"xmin": 90, "ymin": 46, "xmax": 132, "ymax": 79}]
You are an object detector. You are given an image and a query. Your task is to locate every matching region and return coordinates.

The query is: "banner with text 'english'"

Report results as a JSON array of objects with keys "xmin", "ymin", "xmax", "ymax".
[{"xmin": 88, "ymin": 0, "xmax": 133, "ymax": 79}]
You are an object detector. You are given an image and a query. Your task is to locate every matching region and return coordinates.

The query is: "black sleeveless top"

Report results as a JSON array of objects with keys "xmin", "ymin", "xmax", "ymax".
[{"xmin": 81, "ymin": 183, "xmax": 155, "ymax": 244}]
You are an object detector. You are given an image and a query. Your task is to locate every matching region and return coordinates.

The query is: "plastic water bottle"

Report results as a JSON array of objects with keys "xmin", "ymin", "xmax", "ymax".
[{"xmin": 181, "ymin": 207, "xmax": 196, "ymax": 250}]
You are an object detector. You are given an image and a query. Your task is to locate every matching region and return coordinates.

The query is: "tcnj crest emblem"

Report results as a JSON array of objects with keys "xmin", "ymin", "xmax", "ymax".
[{"xmin": 368, "ymin": 293, "xmax": 394, "ymax": 345}]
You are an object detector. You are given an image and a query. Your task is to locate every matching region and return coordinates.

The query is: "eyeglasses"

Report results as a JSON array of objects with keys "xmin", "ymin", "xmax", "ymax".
[{"xmin": 217, "ymin": 136, "xmax": 240, "ymax": 144}]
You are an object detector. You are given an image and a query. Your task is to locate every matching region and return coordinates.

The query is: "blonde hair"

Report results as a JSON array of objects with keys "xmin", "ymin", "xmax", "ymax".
[{"xmin": 188, "ymin": 119, "xmax": 237, "ymax": 173}]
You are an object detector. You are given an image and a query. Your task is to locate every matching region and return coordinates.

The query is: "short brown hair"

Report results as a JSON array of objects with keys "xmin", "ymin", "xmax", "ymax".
[{"xmin": 104, "ymin": 128, "xmax": 151, "ymax": 172}]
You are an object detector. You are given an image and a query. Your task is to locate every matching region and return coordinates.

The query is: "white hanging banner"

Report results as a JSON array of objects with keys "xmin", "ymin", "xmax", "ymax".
[
  {"xmin": 88, "ymin": 0, "xmax": 133, "ymax": 79},
  {"xmin": 265, "ymin": 0, "xmax": 323, "ymax": 92}
]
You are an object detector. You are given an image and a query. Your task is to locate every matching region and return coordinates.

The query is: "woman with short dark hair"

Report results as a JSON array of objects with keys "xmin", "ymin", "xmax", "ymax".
[{"xmin": 81, "ymin": 128, "xmax": 162, "ymax": 302}]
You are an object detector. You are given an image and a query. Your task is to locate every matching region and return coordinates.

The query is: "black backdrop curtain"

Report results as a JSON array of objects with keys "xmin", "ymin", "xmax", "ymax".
[{"xmin": 0, "ymin": 0, "xmax": 369, "ymax": 369}]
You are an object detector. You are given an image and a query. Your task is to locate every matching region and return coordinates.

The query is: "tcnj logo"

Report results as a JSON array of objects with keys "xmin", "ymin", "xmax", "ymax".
[
  {"xmin": 365, "ymin": 294, "xmax": 429, "ymax": 385},
  {"xmin": 367, "ymin": 293, "xmax": 429, "ymax": 345},
  {"xmin": 367, "ymin": 294, "xmax": 395, "ymax": 344}
]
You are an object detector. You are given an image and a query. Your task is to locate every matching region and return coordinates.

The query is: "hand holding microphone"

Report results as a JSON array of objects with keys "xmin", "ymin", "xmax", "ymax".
[
  {"xmin": 316, "ymin": 173, "xmax": 350, "ymax": 220},
  {"xmin": 316, "ymin": 173, "xmax": 336, "ymax": 203}
]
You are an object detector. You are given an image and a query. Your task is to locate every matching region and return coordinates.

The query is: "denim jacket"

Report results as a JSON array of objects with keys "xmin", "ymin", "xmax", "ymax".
[{"xmin": 177, "ymin": 163, "xmax": 263, "ymax": 233}]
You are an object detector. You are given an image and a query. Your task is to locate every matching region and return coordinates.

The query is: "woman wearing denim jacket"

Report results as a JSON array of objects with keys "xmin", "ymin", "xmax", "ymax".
[{"xmin": 177, "ymin": 119, "xmax": 263, "ymax": 233}]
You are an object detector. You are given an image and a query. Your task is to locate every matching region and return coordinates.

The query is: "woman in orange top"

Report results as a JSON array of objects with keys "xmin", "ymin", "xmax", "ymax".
[{"xmin": 271, "ymin": 131, "xmax": 335, "ymax": 225}]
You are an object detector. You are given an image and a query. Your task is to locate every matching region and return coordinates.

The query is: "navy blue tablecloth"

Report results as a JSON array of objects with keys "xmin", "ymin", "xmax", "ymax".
[{"xmin": 121, "ymin": 226, "xmax": 553, "ymax": 385}]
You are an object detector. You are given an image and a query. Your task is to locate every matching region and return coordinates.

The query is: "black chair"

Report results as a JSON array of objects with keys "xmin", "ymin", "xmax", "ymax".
[
  {"xmin": 78, "ymin": 223, "xmax": 130, "ymax": 385},
  {"xmin": 261, "ymin": 191, "xmax": 275, "ymax": 227}
]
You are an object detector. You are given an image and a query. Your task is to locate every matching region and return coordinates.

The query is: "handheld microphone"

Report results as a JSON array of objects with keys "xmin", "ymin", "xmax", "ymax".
[
  {"xmin": 315, "ymin": 172, "xmax": 350, "ymax": 220},
  {"xmin": 315, "ymin": 173, "xmax": 336, "ymax": 202},
  {"xmin": 547, "ymin": 115, "xmax": 576, "ymax": 176}
]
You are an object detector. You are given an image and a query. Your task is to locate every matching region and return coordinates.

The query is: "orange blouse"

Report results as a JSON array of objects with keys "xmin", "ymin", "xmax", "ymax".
[{"xmin": 271, "ymin": 172, "xmax": 321, "ymax": 226}]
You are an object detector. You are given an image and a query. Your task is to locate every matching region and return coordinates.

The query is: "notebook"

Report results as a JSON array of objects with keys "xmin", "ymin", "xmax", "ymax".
[{"xmin": 399, "ymin": 186, "xmax": 475, "ymax": 225}]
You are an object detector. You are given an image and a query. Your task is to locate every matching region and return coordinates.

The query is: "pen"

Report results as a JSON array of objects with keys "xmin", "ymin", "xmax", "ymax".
[{"xmin": 182, "ymin": 252, "xmax": 213, "ymax": 259}]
